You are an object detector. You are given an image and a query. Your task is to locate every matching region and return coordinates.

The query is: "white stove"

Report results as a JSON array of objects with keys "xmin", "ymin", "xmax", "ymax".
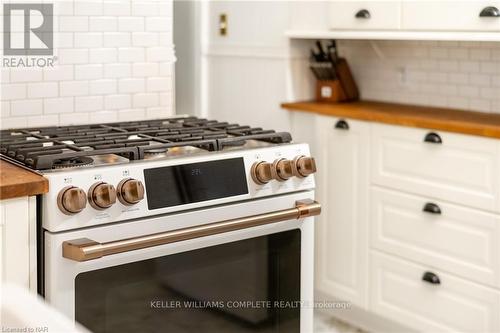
[{"xmin": 1, "ymin": 116, "xmax": 320, "ymax": 333}]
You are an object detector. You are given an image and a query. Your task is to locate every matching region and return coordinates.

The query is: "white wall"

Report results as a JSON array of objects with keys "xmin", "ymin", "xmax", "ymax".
[{"xmin": 0, "ymin": 0, "xmax": 175, "ymax": 129}]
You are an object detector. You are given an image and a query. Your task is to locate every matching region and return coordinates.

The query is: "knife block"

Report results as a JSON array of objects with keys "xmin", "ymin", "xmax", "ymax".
[{"xmin": 316, "ymin": 80, "xmax": 347, "ymax": 103}]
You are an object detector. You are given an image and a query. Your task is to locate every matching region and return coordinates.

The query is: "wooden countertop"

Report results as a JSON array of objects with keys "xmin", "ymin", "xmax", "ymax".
[
  {"xmin": 0, "ymin": 159, "xmax": 48, "ymax": 200},
  {"xmin": 281, "ymin": 100, "xmax": 500, "ymax": 139}
]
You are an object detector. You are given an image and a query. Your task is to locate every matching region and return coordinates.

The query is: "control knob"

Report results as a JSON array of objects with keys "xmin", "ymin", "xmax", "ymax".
[
  {"xmin": 251, "ymin": 162, "xmax": 273, "ymax": 185},
  {"xmin": 88, "ymin": 182, "xmax": 117, "ymax": 210},
  {"xmin": 293, "ymin": 156, "xmax": 317, "ymax": 178},
  {"xmin": 272, "ymin": 159, "xmax": 294, "ymax": 181},
  {"xmin": 117, "ymin": 178, "xmax": 145, "ymax": 205},
  {"xmin": 57, "ymin": 186, "xmax": 87, "ymax": 215}
]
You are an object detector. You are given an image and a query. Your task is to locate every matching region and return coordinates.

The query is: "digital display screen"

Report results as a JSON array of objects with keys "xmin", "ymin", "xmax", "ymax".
[{"xmin": 144, "ymin": 158, "xmax": 249, "ymax": 210}]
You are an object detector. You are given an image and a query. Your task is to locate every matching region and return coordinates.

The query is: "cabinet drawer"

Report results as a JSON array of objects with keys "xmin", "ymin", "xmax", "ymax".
[
  {"xmin": 402, "ymin": 1, "xmax": 500, "ymax": 31},
  {"xmin": 371, "ymin": 124, "xmax": 500, "ymax": 212},
  {"xmin": 330, "ymin": 1, "xmax": 400, "ymax": 30},
  {"xmin": 371, "ymin": 186, "xmax": 500, "ymax": 288},
  {"xmin": 370, "ymin": 251, "xmax": 500, "ymax": 333}
]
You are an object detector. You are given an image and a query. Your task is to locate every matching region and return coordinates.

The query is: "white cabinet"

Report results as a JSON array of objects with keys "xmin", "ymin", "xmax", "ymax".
[
  {"xmin": 330, "ymin": 1, "xmax": 401, "ymax": 30},
  {"xmin": 314, "ymin": 115, "xmax": 370, "ymax": 308},
  {"xmin": 371, "ymin": 186, "xmax": 500, "ymax": 288},
  {"xmin": 371, "ymin": 123, "xmax": 500, "ymax": 212},
  {"xmin": 402, "ymin": 1, "xmax": 500, "ymax": 32},
  {"xmin": 370, "ymin": 251, "xmax": 500, "ymax": 333},
  {"xmin": 0, "ymin": 197, "xmax": 37, "ymax": 290}
]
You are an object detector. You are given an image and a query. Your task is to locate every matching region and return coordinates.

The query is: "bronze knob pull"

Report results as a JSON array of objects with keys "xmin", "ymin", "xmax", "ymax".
[
  {"xmin": 272, "ymin": 159, "xmax": 294, "ymax": 181},
  {"xmin": 57, "ymin": 186, "xmax": 87, "ymax": 215},
  {"xmin": 117, "ymin": 178, "xmax": 145, "ymax": 206},
  {"xmin": 293, "ymin": 156, "xmax": 317, "ymax": 178},
  {"xmin": 251, "ymin": 162, "xmax": 273, "ymax": 185},
  {"xmin": 88, "ymin": 182, "xmax": 117, "ymax": 210}
]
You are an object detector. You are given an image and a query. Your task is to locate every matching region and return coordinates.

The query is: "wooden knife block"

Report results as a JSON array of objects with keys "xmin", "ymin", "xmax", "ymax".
[{"xmin": 316, "ymin": 80, "xmax": 347, "ymax": 103}]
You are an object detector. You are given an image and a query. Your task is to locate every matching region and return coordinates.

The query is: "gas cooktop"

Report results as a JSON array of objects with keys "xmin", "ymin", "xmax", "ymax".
[{"xmin": 0, "ymin": 116, "xmax": 292, "ymax": 171}]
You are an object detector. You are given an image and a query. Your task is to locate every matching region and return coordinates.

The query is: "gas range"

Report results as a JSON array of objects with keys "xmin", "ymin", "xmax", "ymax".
[
  {"xmin": 1, "ymin": 116, "xmax": 319, "ymax": 333},
  {"xmin": 0, "ymin": 116, "xmax": 316, "ymax": 232}
]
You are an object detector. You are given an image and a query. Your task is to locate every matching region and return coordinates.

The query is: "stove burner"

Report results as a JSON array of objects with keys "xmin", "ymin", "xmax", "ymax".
[
  {"xmin": 0, "ymin": 116, "xmax": 293, "ymax": 170},
  {"xmin": 52, "ymin": 156, "xmax": 94, "ymax": 169}
]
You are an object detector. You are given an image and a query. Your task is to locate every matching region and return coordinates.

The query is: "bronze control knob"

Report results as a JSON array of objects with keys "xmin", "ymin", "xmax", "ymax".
[
  {"xmin": 251, "ymin": 162, "xmax": 273, "ymax": 185},
  {"xmin": 272, "ymin": 159, "xmax": 294, "ymax": 181},
  {"xmin": 88, "ymin": 182, "xmax": 116, "ymax": 210},
  {"xmin": 293, "ymin": 156, "xmax": 317, "ymax": 178},
  {"xmin": 57, "ymin": 186, "xmax": 87, "ymax": 215},
  {"xmin": 117, "ymin": 178, "xmax": 145, "ymax": 205}
]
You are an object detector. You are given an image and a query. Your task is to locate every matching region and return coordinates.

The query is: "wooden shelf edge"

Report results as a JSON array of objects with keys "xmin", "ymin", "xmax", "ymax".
[
  {"xmin": 281, "ymin": 100, "xmax": 500, "ymax": 139},
  {"xmin": 0, "ymin": 159, "xmax": 49, "ymax": 200},
  {"xmin": 285, "ymin": 30, "xmax": 500, "ymax": 42}
]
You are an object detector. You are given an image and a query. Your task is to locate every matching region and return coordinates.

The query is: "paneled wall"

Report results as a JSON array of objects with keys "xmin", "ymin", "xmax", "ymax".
[{"xmin": 0, "ymin": 0, "xmax": 175, "ymax": 129}]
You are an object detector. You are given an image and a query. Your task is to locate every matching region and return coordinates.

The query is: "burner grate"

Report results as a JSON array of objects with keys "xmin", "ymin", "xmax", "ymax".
[{"xmin": 0, "ymin": 116, "xmax": 292, "ymax": 170}]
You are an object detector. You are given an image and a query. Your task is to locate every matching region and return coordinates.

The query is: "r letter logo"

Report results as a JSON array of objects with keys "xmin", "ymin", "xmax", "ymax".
[{"xmin": 3, "ymin": 3, "xmax": 53, "ymax": 56}]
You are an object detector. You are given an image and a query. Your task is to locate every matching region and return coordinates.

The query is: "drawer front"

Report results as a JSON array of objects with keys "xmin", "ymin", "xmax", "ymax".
[
  {"xmin": 402, "ymin": 1, "xmax": 500, "ymax": 31},
  {"xmin": 371, "ymin": 124, "xmax": 500, "ymax": 212},
  {"xmin": 370, "ymin": 251, "xmax": 500, "ymax": 333},
  {"xmin": 330, "ymin": 1, "xmax": 401, "ymax": 30},
  {"xmin": 371, "ymin": 186, "xmax": 500, "ymax": 288}
]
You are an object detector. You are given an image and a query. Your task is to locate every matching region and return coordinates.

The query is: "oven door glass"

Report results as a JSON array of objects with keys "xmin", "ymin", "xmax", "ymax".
[{"xmin": 74, "ymin": 229, "xmax": 300, "ymax": 333}]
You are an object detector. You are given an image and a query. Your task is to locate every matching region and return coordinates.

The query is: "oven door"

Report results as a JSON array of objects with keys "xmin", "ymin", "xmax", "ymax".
[{"xmin": 44, "ymin": 192, "xmax": 317, "ymax": 333}]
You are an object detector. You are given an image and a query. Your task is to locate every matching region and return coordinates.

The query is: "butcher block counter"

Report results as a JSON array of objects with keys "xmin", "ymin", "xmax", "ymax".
[
  {"xmin": 0, "ymin": 159, "xmax": 48, "ymax": 200},
  {"xmin": 281, "ymin": 100, "xmax": 500, "ymax": 139}
]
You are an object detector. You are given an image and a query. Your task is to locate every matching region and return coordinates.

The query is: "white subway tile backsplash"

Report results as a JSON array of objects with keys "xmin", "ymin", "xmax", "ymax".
[
  {"xmin": 118, "ymin": 48, "xmax": 145, "ymax": 63},
  {"xmin": 104, "ymin": 94, "xmax": 132, "ymax": 109},
  {"xmin": 89, "ymin": 17, "xmax": 118, "ymax": 32},
  {"xmin": 89, "ymin": 48, "xmax": 118, "ymax": 63},
  {"xmin": 146, "ymin": 17, "xmax": 171, "ymax": 32},
  {"xmin": 60, "ymin": 16, "xmax": 89, "ymax": 32},
  {"xmin": 104, "ymin": 64, "xmax": 131, "ymax": 78},
  {"xmin": 1, "ymin": 0, "xmax": 174, "ymax": 128},
  {"xmin": 118, "ymin": 17, "xmax": 144, "ymax": 32},
  {"xmin": 27, "ymin": 115, "xmax": 60, "ymax": 127},
  {"xmin": 132, "ymin": 63, "xmax": 159, "ymax": 77},
  {"xmin": 60, "ymin": 81, "xmax": 90, "ymax": 97},
  {"xmin": 75, "ymin": 96, "xmax": 104, "ymax": 112},
  {"xmin": 119, "ymin": 78, "xmax": 145, "ymax": 93},
  {"xmin": 340, "ymin": 40, "xmax": 500, "ymax": 113},
  {"xmin": 90, "ymin": 79, "xmax": 117, "ymax": 95},
  {"xmin": 74, "ymin": 33, "xmax": 103, "ymax": 48},
  {"xmin": 133, "ymin": 93, "xmax": 158, "ymax": 108},
  {"xmin": 11, "ymin": 99, "xmax": 43, "ymax": 116},
  {"xmin": 27, "ymin": 82, "xmax": 59, "ymax": 98},
  {"xmin": 58, "ymin": 49, "xmax": 89, "ymax": 65},
  {"xmin": 103, "ymin": 33, "xmax": 131, "ymax": 47},
  {"xmin": 118, "ymin": 108, "xmax": 146, "ymax": 121},
  {"xmin": 10, "ymin": 69, "xmax": 43, "ymax": 83},
  {"xmin": 44, "ymin": 97, "xmax": 74, "ymax": 114},
  {"xmin": 89, "ymin": 111, "xmax": 118, "ymax": 123},
  {"xmin": 132, "ymin": 32, "xmax": 159, "ymax": 47},
  {"xmin": 44, "ymin": 65, "xmax": 74, "ymax": 81},
  {"xmin": 103, "ymin": 1, "xmax": 131, "ymax": 16},
  {"xmin": 60, "ymin": 112, "xmax": 90, "ymax": 125},
  {"xmin": 146, "ymin": 77, "xmax": 171, "ymax": 92},
  {"xmin": 75, "ymin": 1, "xmax": 103, "ymax": 16},
  {"xmin": 2, "ymin": 84, "xmax": 26, "ymax": 100},
  {"xmin": 75, "ymin": 64, "xmax": 104, "ymax": 80}
]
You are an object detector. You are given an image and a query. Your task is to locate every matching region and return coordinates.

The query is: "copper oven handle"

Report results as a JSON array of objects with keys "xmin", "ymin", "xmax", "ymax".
[{"xmin": 62, "ymin": 199, "xmax": 321, "ymax": 262}]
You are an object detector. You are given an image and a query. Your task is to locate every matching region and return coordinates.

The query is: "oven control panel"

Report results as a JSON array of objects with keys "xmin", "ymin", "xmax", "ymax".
[{"xmin": 42, "ymin": 143, "xmax": 316, "ymax": 232}]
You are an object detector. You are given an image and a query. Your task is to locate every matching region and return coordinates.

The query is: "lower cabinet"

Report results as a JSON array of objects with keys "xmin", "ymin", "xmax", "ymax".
[
  {"xmin": 314, "ymin": 115, "xmax": 370, "ymax": 308},
  {"xmin": 370, "ymin": 251, "xmax": 500, "ymax": 333},
  {"xmin": 0, "ymin": 197, "xmax": 37, "ymax": 290},
  {"xmin": 290, "ymin": 111, "xmax": 500, "ymax": 332}
]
